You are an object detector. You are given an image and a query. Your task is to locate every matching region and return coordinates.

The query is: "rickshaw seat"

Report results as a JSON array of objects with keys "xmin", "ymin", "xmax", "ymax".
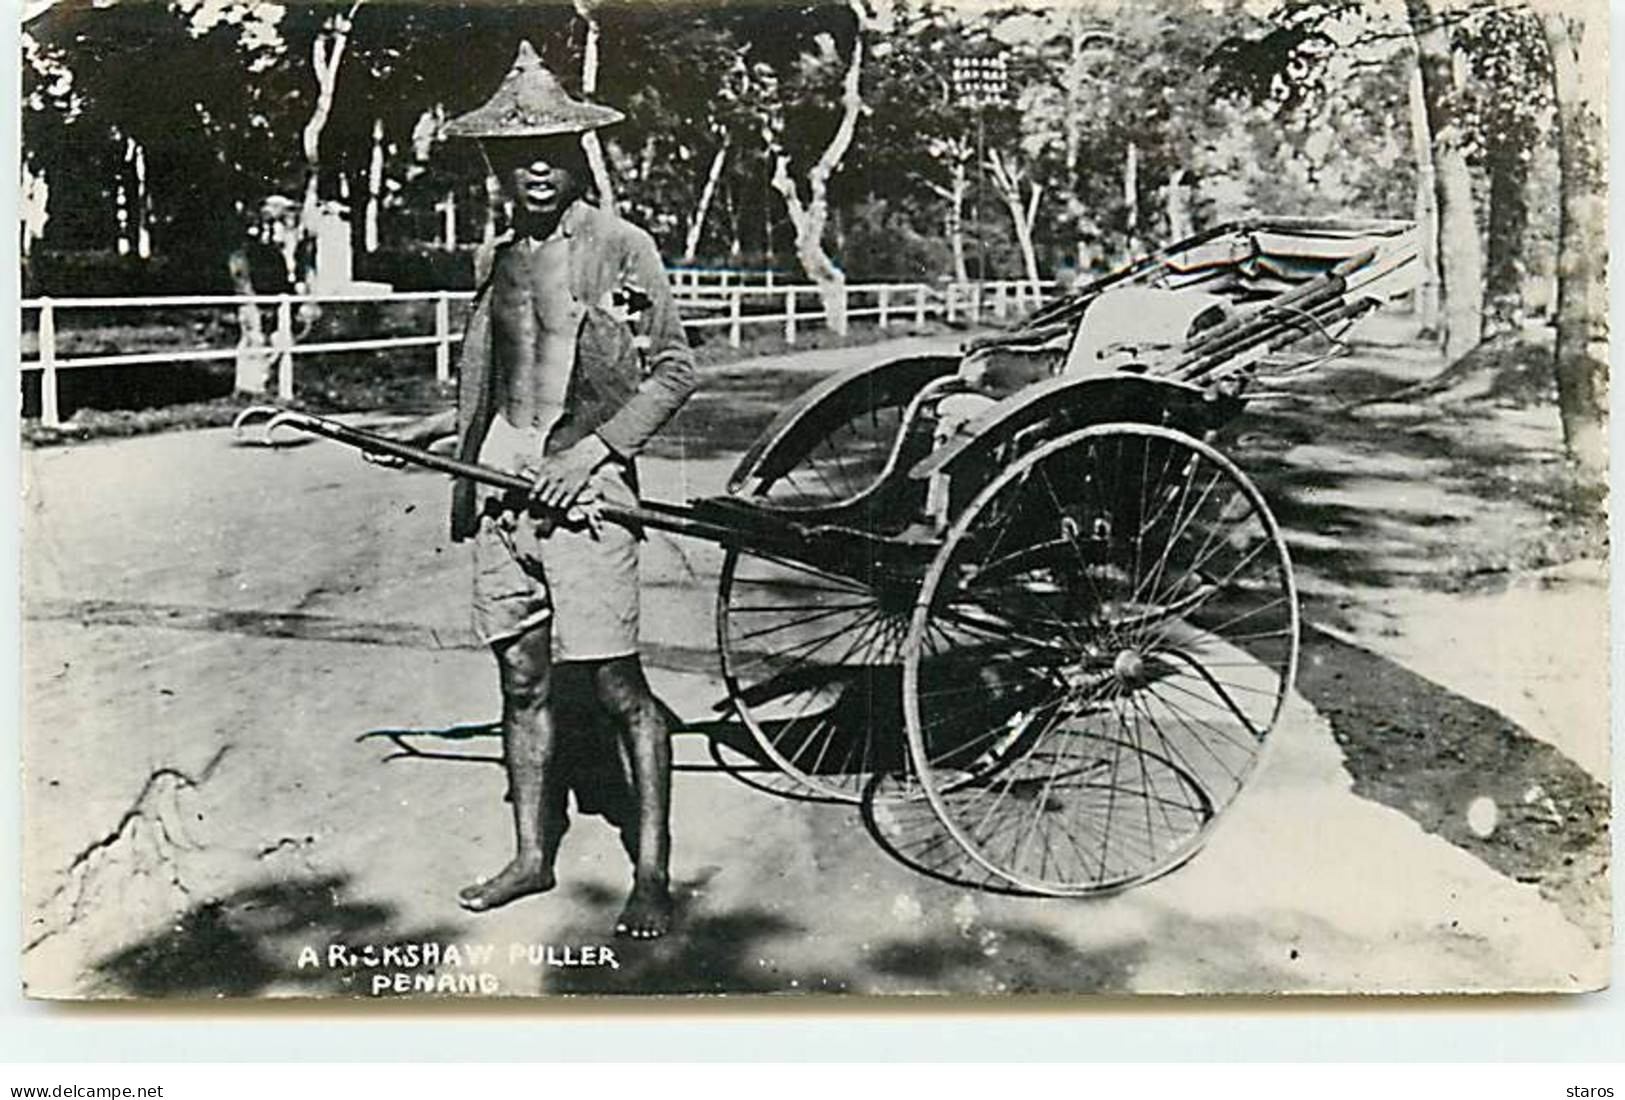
[{"xmin": 1063, "ymin": 286, "xmax": 1232, "ymax": 378}]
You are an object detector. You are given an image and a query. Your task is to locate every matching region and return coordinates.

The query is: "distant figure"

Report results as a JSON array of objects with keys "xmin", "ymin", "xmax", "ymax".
[
  {"xmin": 245, "ymin": 195, "xmax": 302, "ymax": 298},
  {"xmin": 230, "ymin": 196, "xmax": 317, "ymax": 393}
]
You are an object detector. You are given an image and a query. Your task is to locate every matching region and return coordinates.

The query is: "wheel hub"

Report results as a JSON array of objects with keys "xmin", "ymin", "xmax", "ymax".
[{"xmin": 1112, "ymin": 647, "xmax": 1148, "ymax": 688}]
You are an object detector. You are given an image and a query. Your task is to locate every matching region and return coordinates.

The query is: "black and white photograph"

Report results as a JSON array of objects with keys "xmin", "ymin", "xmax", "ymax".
[{"xmin": 16, "ymin": 0, "xmax": 1610, "ymax": 1000}]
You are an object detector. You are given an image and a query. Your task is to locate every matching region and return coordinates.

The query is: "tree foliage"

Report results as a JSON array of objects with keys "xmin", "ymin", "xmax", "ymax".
[{"xmin": 17, "ymin": 0, "xmax": 1590, "ymax": 330}]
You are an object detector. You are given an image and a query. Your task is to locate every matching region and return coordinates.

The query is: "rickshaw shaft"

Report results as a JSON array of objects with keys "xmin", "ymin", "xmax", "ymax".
[{"xmin": 254, "ymin": 409, "xmax": 865, "ymax": 560}]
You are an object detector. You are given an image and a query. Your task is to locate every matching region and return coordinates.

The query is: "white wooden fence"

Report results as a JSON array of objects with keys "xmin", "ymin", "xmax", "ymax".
[
  {"xmin": 667, "ymin": 266, "xmax": 789, "ymax": 291},
  {"xmin": 674, "ymin": 280, "xmax": 1053, "ymax": 345},
  {"xmin": 19, "ymin": 277, "xmax": 1056, "ymax": 428}
]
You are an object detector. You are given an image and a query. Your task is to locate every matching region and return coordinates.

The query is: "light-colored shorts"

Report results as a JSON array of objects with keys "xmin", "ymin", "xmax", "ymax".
[{"xmin": 471, "ymin": 418, "xmax": 640, "ymax": 661}]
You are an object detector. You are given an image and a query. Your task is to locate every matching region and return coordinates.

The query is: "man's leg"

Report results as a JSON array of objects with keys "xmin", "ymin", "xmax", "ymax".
[
  {"xmin": 593, "ymin": 654, "xmax": 673, "ymax": 939},
  {"xmin": 552, "ymin": 665, "xmax": 641, "ymax": 863},
  {"xmin": 459, "ymin": 625, "xmax": 563, "ymax": 911}
]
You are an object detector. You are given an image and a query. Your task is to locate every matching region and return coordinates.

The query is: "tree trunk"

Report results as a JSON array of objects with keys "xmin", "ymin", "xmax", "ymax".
[
  {"xmin": 114, "ymin": 143, "xmax": 130, "ymax": 257},
  {"xmin": 114, "ymin": 132, "xmax": 144, "ymax": 257},
  {"xmin": 440, "ymin": 188, "xmax": 457, "ymax": 250},
  {"xmin": 19, "ymin": 159, "xmax": 48, "ymax": 259},
  {"xmin": 123, "ymin": 136, "xmax": 151, "ymax": 260},
  {"xmin": 365, "ymin": 117, "xmax": 385, "ymax": 254},
  {"xmin": 574, "ymin": 0, "xmax": 618, "ymax": 213},
  {"xmin": 683, "ymin": 137, "xmax": 728, "ymax": 263},
  {"xmin": 773, "ymin": 153, "xmax": 849, "ymax": 332},
  {"xmin": 948, "ymin": 157, "xmax": 969, "ymax": 283},
  {"xmin": 1406, "ymin": 58, "xmax": 1441, "ymax": 330},
  {"xmin": 1165, "ymin": 167, "xmax": 1192, "ymax": 241},
  {"xmin": 1122, "ymin": 139, "xmax": 1140, "ymax": 261},
  {"xmin": 986, "ymin": 148, "xmax": 1042, "ymax": 287},
  {"xmin": 483, "ymin": 172, "xmax": 502, "ymax": 243},
  {"xmin": 1540, "ymin": 4, "xmax": 1608, "ymax": 485},
  {"xmin": 1018, "ymin": 184, "xmax": 1042, "ymax": 289},
  {"xmin": 1483, "ymin": 133, "xmax": 1529, "ymax": 335},
  {"xmin": 767, "ymin": 0, "xmax": 868, "ymax": 335},
  {"xmin": 722, "ymin": 183, "xmax": 741, "ymax": 260},
  {"xmin": 302, "ymin": 1, "xmax": 364, "ymax": 286},
  {"xmin": 927, "ymin": 148, "xmax": 970, "ymax": 283},
  {"xmin": 1407, "ymin": 0, "xmax": 1483, "ymax": 364},
  {"xmin": 1063, "ymin": 7, "xmax": 1084, "ymax": 176}
]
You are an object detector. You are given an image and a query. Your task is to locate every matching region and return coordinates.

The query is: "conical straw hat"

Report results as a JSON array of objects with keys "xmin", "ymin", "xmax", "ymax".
[{"xmin": 446, "ymin": 40, "xmax": 624, "ymax": 138}]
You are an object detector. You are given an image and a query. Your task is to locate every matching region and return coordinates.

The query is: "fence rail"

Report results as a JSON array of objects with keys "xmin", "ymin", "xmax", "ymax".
[
  {"xmin": 19, "ymin": 277, "xmax": 1058, "ymax": 428},
  {"xmin": 667, "ymin": 266, "xmax": 790, "ymax": 290}
]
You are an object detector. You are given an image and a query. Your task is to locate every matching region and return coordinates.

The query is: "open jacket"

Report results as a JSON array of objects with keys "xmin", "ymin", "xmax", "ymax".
[{"xmin": 450, "ymin": 200, "xmax": 697, "ymax": 541}]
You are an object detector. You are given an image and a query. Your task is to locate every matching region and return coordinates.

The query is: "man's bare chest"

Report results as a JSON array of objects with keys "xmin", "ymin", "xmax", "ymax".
[{"xmin": 492, "ymin": 237, "xmax": 582, "ymax": 333}]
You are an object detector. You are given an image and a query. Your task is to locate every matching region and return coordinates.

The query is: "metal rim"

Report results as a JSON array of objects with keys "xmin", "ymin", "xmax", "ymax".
[
  {"xmin": 739, "ymin": 399, "xmax": 913, "ymax": 511},
  {"xmin": 901, "ymin": 423, "xmax": 1300, "ymax": 895},
  {"xmin": 714, "ymin": 384, "xmax": 932, "ymax": 801},
  {"xmin": 716, "ymin": 545, "xmax": 915, "ymax": 803}
]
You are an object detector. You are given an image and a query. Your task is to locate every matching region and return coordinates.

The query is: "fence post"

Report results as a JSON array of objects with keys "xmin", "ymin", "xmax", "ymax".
[
  {"xmin": 784, "ymin": 287, "xmax": 797, "ymax": 345},
  {"xmin": 728, "ymin": 287, "xmax": 743, "ymax": 349},
  {"xmin": 946, "ymin": 283, "xmax": 957, "ymax": 324},
  {"xmin": 275, "ymin": 295, "xmax": 295, "ymax": 402},
  {"xmin": 915, "ymin": 284, "xmax": 927, "ymax": 327},
  {"xmin": 38, "ymin": 297, "xmax": 60, "ymax": 428},
  {"xmin": 434, "ymin": 292, "xmax": 452, "ymax": 384},
  {"xmin": 877, "ymin": 285, "xmax": 890, "ymax": 331},
  {"xmin": 994, "ymin": 282, "xmax": 1007, "ymax": 320}
]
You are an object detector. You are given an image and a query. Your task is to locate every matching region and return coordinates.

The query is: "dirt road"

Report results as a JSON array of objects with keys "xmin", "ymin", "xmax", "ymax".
[{"xmin": 20, "ymin": 332, "xmax": 1608, "ymax": 998}]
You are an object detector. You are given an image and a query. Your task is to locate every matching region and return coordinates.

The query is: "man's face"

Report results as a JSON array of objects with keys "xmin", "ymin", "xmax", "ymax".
[{"xmin": 486, "ymin": 137, "xmax": 585, "ymax": 219}]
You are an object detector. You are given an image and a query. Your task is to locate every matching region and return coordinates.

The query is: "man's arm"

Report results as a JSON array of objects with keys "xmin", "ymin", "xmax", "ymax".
[
  {"xmin": 529, "ymin": 228, "xmax": 696, "ymax": 510},
  {"xmin": 593, "ymin": 229, "xmax": 698, "ymax": 458}
]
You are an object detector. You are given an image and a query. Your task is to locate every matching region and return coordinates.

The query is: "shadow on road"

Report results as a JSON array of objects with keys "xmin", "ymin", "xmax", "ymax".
[
  {"xmin": 541, "ymin": 880, "xmax": 1146, "ymax": 995},
  {"xmin": 1296, "ymin": 622, "xmax": 1610, "ymax": 943},
  {"xmin": 544, "ymin": 880, "xmax": 850, "ymax": 995},
  {"xmin": 1225, "ymin": 332, "xmax": 1601, "ymax": 602},
  {"xmin": 860, "ymin": 789, "xmax": 1037, "ymax": 897},
  {"xmin": 863, "ymin": 923, "xmax": 1141, "ymax": 993},
  {"xmin": 91, "ymin": 873, "xmax": 460, "ymax": 997},
  {"xmin": 357, "ymin": 720, "xmax": 504, "ymax": 765}
]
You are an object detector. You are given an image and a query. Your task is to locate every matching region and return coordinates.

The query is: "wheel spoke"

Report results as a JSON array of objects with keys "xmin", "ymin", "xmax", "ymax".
[
  {"xmin": 903, "ymin": 424, "xmax": 1298, "ymax": 895},
  {"xmin": 718, "ymin": 389, "xmax": 925, "ymax": 802},
  {"xmin": 720, "ymin": 540, "xmax": 913, "ymax": 801}
]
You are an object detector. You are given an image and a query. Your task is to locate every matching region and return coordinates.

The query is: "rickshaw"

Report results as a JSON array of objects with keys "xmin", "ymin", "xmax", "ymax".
[{"xmin": 237, "ymin": 215, "xmax": 1420, "ymax": 897}]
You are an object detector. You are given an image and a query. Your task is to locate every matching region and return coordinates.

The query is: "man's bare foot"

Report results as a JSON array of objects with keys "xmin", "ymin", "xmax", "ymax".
[
  {"xmin": 457, "ymin": 860, "xmax": 555, "ymax": 913},
  {"xmin": 614, "ymin": 880, "xmax": 673, "ymax": 940}
]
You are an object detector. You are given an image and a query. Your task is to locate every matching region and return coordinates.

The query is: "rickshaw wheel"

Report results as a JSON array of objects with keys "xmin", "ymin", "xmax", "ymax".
[
  {"xmin": 736, "ymin": 393, "xmax": 913, "ymax": 510},
  {"xmin": 717, "ymin": 547, "xmax": 916, "ymax": 803},
  {"xmin": 901, "ymin": 423, "xmax": 1299, "ymax": 895},
  {"xmin": 716, "ymin": 371, "xmax": 940, "ymax": 802}
]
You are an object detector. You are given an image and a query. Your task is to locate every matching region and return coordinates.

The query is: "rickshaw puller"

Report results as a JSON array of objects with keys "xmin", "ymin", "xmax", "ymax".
[{"xmin": 393, "ymin": 43, "xmax": 696, "ymax": 940}]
